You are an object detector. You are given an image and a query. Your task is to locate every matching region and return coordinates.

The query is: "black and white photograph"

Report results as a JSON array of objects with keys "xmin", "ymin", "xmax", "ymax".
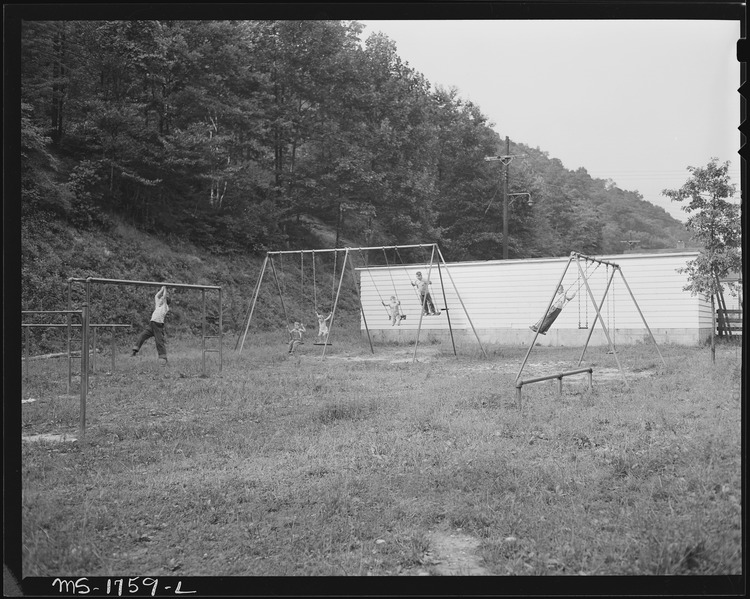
[{"xmin": 5, "ymin": 2, "xmax": 744, "ymax": 596}]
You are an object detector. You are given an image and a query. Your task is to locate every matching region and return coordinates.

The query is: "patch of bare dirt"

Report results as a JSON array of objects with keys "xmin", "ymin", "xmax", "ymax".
[{"xmin": 410, "ymin": 530, "xmax": 489, "ymax": 576}]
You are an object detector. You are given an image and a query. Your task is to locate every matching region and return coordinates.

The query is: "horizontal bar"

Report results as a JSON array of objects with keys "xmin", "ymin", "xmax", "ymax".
[
  {"xmin": 22, "ymin": 323, "xmax": 132, "ymax": 328},
  {"xmin": 570, "ymin": 252, "xmax": 620, "ymax": 269},
  {"xmin": 266, "ymin": 244, "xmax": 436, "ymax": 256},
  {"xmin": 517, "ymin": 368, "xmax": 593, "ymax": 388},
  {"xmin": 22, "ymin": 310, "xmax": 83, "ymax": 315},
  {"xmin": 68, "ymin": 277, "xmax": 221, "ymax": 291}
]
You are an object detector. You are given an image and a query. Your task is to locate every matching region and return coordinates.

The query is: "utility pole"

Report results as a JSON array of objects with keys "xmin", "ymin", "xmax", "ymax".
[
  {"xmin": 484, "ymin": 136, "xmax": 527, "ymax": 259},
  {"xmin": 502, "ymin": 136, "xmax": 509, "ymax": 259}
]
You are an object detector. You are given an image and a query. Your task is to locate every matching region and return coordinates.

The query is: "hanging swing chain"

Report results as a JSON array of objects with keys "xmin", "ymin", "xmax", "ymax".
[
  {"xmin": 331, "ymin": 250, "xmax": 338, "ymax": 308},
  {"xmin": 575, "ymin": 258, "xmax": 603, "ymax": 328},
  {"xmin": 396, "ymin": 246, "xmax": 424, "ymax": 301},
  {"xmin": 312, "ymin": 250, "xmax": 318, "ymax": 314},
  {"xmin": 359, "ymin": 249, "xmax": 389, "ymax": 315},
  {"xmin": 382, "ymin": 247, "xmax": 400, "ymax": 300}
]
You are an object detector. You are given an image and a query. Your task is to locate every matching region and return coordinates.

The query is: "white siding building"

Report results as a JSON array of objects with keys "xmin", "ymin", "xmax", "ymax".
[{"xmin": 357, "ymin": 251, "xmax": 716, "ymax": 346}]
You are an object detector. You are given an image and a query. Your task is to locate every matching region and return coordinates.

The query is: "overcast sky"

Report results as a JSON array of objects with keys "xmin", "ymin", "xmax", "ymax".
[{"xmin": 359, "ymin": 19, "xmax": 742, "ymax": 222}]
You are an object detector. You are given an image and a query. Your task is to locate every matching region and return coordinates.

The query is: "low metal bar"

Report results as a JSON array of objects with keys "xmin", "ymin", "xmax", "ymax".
[
  {"xmin": 515, "ymin": 367, "xmax": 594, "ymax": 410},
  {"xmin": 517, "ymin": 367, "xmax": 594, "ymax": 387}
]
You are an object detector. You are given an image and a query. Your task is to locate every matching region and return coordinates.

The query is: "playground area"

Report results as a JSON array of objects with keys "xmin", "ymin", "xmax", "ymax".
[
  {"xmin": 16, "ymin": 251, "xmax": 741, "ymax": 584},
  {"xmin": 19, "ymin": 328, "xmax": 742, "ymax": 580}
]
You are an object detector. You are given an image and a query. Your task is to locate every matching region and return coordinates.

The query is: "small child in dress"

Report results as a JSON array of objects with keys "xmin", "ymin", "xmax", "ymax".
[
  {"xmin": 382, "ymin": 295, "xmax": 404, "ymax": 326},
  {"xmin": 288, "ymin": 321, "xmax": 306, "ymax": 355},
  {"xmin": 316, "ymin": 311, "xmax": 332, "ymax": 339}
]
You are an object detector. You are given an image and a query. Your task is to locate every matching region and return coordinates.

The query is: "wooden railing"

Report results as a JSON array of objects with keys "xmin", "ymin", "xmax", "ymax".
[{"xmin": 717, "ymin": 309, "xmax": 743, "ymax": 336}]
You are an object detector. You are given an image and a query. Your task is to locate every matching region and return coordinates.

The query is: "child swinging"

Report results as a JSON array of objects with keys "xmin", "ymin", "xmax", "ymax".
[
  {"xmin": 529, "ymin": 284, "xmax": 576, "ymax": 335},
  {"xmin": 382, "ymin": 295, "xmax": 406, "ymax": 326}
]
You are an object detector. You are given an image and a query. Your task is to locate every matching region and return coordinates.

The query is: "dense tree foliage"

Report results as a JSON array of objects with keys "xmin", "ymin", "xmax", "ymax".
[
  {"xmin": 662, "ymin": 158, "xmax": 742, "ymax": 362},
  {"xmin": 21, "ymin": 19, "xmax": 692, "ymax": 260}
]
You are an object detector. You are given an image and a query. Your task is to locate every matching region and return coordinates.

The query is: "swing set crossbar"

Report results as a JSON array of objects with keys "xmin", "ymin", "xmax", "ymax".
[
  {"xmin": 266, "ymin": 244, "xmax": 437, "ymax": 256},
  {"xmin": 570, "ymin": 252, "xmax": 620, "ymax": 269}
]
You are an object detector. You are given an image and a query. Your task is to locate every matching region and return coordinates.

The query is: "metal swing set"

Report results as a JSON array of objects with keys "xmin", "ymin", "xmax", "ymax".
[
  {"xmin": 236, "ymin": 243, "xmax": 487, "ymax": 361},
  {"xmin": 515, "ymin": 252, "xmax": 666, "ymax": 408}
]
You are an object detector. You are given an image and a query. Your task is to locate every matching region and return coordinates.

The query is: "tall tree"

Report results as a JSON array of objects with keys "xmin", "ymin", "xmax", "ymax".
[{"xmin": 662, "ymin": 158, "xmax": 741, "ymax": 362}]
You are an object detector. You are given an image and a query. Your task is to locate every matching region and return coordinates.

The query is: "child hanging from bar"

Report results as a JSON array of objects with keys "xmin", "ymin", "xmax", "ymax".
[
  {"xmin": 288, "ymin": 321, "xmax": 306, "ymax": 355},
  {"xmin": 383, "ymin": 295, "xmax": 406, "ymax": 326},
  {"xmin": 315, "ymin": 311, "xmax": 332, "ymax": 339},
  {"xmin": 131, "ymin": 286, "xmax": 170, "ymax": 364},
  {"xmin": 529, "ymin": 284, "xmax": 576, "ymax": 335}
]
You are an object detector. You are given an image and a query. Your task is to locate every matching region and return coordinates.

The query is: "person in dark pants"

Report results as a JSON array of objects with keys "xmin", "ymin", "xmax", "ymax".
[
  {"xmin": 411, "ymin": 271, "xmax": 440, "ymax": 316},
  {"xmin": 530, "ymin": 284, "xmax": 576, "ymax": 335},
  {"xmin": 132, "ymin": 286, "xmax": 170, "ymax": 364}
]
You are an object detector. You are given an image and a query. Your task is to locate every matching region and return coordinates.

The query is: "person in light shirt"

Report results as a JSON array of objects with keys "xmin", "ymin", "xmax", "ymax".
[
  {"xmin": 288, "ymin": 321, "xmax": 306, "ymax": 355},
  {"xmin": 411, "ymin": 272, "xmax": 440, "ymax": 316},
  {"xmin": 131, "ymin": 286, "xmax": 170, "ymax": 364},
  {"xmin": 529, "ymin": 284, "xmax": 576, "ymax": 335}
]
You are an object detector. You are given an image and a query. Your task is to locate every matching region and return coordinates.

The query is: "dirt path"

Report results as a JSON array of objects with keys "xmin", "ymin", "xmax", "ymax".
[{"xmin": 410, "ymin": 529, "xmax": 489, "ymax": 576}]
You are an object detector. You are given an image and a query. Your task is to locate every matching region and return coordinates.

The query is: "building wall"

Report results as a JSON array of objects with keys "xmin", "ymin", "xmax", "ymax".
[{"xmin": 357, "ymin": 251, "xmax": 713, "ymax": 346}]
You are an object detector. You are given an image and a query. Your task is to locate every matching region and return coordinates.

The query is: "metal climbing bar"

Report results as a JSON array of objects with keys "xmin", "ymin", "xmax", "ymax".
[
  {"xmin": 22, "ymin": 306, "xmax": 90, "ymax": 442},
  {"xmin": 515, "ymin": 367, "xmax": 593, "ymax": 410},
  {"xmin": 67, "ymin": 277, "xmax": 223, "ymax": 377}
]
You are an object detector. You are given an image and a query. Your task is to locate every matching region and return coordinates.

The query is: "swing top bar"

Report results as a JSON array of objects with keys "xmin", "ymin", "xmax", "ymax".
[
  {"xmin": 266, "ymin": 244, "xmax": 437, "ymax": 256},
  {"xmin": 570, "ymin": 252, "xmax": 620, "ymax": 269},
  {"xmin": 68, "ymin": 277, "xmax": 221, "ymax": 291}
]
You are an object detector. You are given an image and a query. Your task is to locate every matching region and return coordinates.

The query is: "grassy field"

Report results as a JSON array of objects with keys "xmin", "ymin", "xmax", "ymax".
[{"xmin": 19, "ymin": 330, "xmax": 742, "ymax": 581}]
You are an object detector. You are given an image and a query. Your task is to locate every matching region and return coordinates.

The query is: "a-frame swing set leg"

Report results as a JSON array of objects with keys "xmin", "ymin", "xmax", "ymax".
[
  {"xmin": 347, "ymin": 249, "xmax": 375, "ymax": 355},
  {"xmin": 574, "ymin": 257, "xmax": 629, "ymax": 388},
  {"xmin": 321, "ymin": 248, "xmax": 350, "ymax": 359}
]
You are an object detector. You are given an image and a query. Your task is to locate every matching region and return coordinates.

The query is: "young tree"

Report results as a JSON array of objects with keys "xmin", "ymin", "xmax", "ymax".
[{"xmin": 662, "ymin": 158, "xmax": 741, "ymax": 362}]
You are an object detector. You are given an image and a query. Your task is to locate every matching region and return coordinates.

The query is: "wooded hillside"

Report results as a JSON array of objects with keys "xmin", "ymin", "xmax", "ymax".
[{"xmin": 19, "ymin": 20, "xmax": 695, "ymax": 345}]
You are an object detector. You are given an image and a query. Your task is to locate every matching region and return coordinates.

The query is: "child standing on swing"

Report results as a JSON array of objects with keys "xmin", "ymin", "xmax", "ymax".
[
  {"xmin": 383, "ymin": 295, "xmax": 404, "ymax": 326},
  {"xmin": 288, "ymin": 321, "xmax": 306, "ymax": 355}
]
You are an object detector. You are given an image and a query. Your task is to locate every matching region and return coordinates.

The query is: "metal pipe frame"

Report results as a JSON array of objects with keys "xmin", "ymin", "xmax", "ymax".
[
  {"xmin": 347, "ymin": 251, "xmax": 374, "ymax": 355},
  {"xmin": 266, "ymin": 244, "xmax": 437, "ymax": 256},
  {"xmin": 515, "ymin": 367, "xmax": 593, "ymax": 410},
  {"xmin": 237, "ymin": 256, "xmax": 268, "ymax": 354},
  {"xmin": 68, "ymin": 277, "xmax": 220, "ymax": 291},
  {"xmin": 575, "ymin": 259, "xmax": 629, "ymax": 388},
  {"xmin": 570, "ymin": 252, "xmax": 620, "ymax": 269},
  {"xmin": 322, "ymin": 248, "xmax": 350, "ymax": 359},
  {"xmin": 516, "ymin": 255, "xmax": 574, "ymax": 384},
  {"xmin": 435, "ymin": 245, "xmax": 488, "ymax": 359},
  {"xmin": 412, "ymin": 245, "xmax": 436, "ymax": 363},
  {"xmin": 68, "ymin": 277, "xmax": 222, "ymax": 377},
  {"xmin": 22, "ymin": 307, "xmax": 89, "ymax": 441}
]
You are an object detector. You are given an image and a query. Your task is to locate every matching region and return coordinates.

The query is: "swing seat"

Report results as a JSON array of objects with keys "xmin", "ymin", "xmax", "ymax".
[
  {"xmin": 399, "ymin": 314, "xmax": 407, "ymax": 320},
  {"xmin": 313, "ymin": 342, "xmax": 333, "ymax": 346}
]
